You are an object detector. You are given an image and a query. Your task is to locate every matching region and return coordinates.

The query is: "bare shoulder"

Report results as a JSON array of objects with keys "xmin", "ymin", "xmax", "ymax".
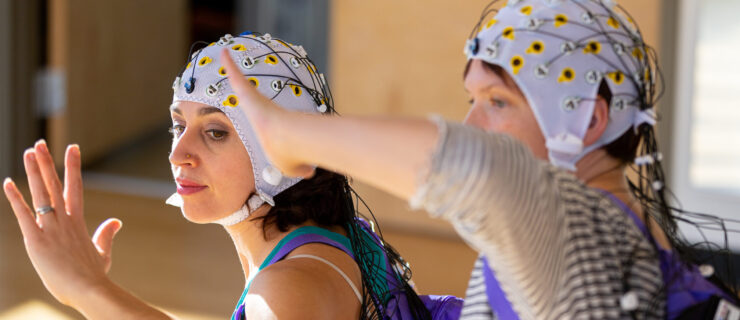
[{"xmin": 243, "ymin": 254, "xmax": 361, "ymax": 319}]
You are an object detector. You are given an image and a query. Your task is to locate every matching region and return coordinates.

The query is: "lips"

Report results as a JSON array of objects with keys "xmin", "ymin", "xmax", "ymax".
[{"xmin": 175, "ymin": 178, "xmax": 207, "ymax": 196}]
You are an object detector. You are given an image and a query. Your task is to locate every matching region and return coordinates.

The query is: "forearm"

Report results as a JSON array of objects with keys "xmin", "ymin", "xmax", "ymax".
[
  {"xmin": 277, "ymin": 112, "xmax": 439, "ymax": 200},
  {"xmin": 75, "ymin": 279, "xmax": 175, "ymax": 320},
  {"xmin": 409, "ymin": 120, "xmax": 568, "ymax": 316}
]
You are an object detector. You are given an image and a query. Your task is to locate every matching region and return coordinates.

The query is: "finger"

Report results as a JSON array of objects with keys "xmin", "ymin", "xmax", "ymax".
[
  {"xmin": 64, "ymin": 144, "xmax": 84, "ymax": 219},
  {"xmin": 23, "ymin": 149, "xmax": 53, "ymax": 214},
  {"xmin": 34, "ymin": 140, "xmax": 66, "ymax": 215},
  {"xmin": 92, "ymin": 218, "xmax": 122, "ymax": 258},
  {"xmin": 220, "ymin": 49, "xmax": 271, "ymax": 107},
  {"xmin": 298, "ymin": 165, "xmax": 316, "ymax": 179},
  {"xmin": 23, "ymin": 149, "xmax": 53, "ymax": 227},
  {"xmin": 3, "ymin": 178, "xmax": 41, "ymax": 238}
]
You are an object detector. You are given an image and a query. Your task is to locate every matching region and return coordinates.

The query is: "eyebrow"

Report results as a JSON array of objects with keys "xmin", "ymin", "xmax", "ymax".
[
  {"xmin": 464, "ymin": 84, "xmax": 495, "ymax": 94},
  {"xmin": 170, "ymin": 105, "xmax": 225, "ymax": 116}
]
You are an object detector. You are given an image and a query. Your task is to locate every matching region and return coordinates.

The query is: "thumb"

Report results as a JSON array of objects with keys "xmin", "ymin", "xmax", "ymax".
[
  {"xmin": 92, "ymin": 218, "xmax": 123, "ymax": 258},
  {"xmin": 220, "ymin": 48, "xmax": 280, "ymax": 134},
  {"xmin": 297, "ymin": 165, "xmax": 316, "ymax": 180},
  {"xmin": 220, "ymin": 49, "xmax": 271, "ymax": 107}
]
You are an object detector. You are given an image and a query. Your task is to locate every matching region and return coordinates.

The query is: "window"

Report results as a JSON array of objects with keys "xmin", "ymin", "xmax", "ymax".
[
  {"xmin": 235, "ymin": 0, "xmax": 330, "ymax": 72},
  {"xmin": 672, "ymin": 0, "xmax": 740, "ymax": 250}
]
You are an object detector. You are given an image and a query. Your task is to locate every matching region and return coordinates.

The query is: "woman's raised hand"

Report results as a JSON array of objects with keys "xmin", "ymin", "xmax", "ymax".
[
  {"xmin": 220, "ymin": 49, "xmax": 317, "ymax": 178},
  {"xmin": 3, "ymin": 141, "xmax": 122, "ymax": 307}
]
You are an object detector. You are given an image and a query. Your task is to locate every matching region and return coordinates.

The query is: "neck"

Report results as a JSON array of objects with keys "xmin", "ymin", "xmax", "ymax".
[
  {"xmin": 222, "ymin": 205, "xmax": 285, "ymax": 285},
  {"xmin": 575, "ymin": 149, "xmax": 631, "ymax": 203},
  {"xmin": 574, "ymin": 149, "xmax": 673, "ymax": 250}
]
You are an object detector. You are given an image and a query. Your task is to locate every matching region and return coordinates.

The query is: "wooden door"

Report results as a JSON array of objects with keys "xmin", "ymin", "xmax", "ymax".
[{"xmin": 47, "ymin": 0, "xmax": 188, "ymax": 164}]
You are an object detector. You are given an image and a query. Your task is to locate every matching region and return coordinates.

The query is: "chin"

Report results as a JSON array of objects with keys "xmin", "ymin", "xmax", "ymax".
[{"xmin": 180, "ymin": 202, "xmax": 220, "ymax": 224}]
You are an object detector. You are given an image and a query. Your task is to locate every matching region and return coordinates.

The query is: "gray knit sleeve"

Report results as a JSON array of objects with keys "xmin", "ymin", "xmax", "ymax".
[{"xmin": 410, "ymin": 118, "xmax": 568, "ymax": 318}]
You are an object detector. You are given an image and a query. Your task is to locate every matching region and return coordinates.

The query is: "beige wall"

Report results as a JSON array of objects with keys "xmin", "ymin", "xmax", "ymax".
[
  {"xmin": 329, "ymin": 0, "xmax": 664, "ymax": 297},
  {"xmin": 47, "ymin": 0, "xmax": 188, "ymax": 164}
]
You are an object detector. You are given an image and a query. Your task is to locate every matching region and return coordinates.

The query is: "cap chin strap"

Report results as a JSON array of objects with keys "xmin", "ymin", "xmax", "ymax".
[
  {"xmin": 212, "ymin": 191, "xmax": 275, "ymax": 226},
  {"xmin": 165, "ymin": 191, "xmax": 275, "ymax": 227},
  {"xmin": 211, "ymin": 204, "xmax": 252, "ymax": 226},
  {"xmin": 544, "ymin": 108, "xmax": 658, "ymax": 171},
  {"xmin": 545, "ymin": 132, "xmax": 583, "ymax": 171}
]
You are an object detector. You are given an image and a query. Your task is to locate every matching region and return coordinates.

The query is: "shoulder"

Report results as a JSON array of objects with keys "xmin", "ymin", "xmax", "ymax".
[
  {"xmin": 242, "ymin": 262, "xmax": 325, "ymax": 319},
  {"xmin": 243, "ymin": 250, "xmax": 361, "ymax": 319}
]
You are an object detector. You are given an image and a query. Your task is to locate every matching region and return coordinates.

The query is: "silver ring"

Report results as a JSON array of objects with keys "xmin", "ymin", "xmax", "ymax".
[{"xmin": 35, "ymin": 206, "xmax": 55, "ymax": 215}]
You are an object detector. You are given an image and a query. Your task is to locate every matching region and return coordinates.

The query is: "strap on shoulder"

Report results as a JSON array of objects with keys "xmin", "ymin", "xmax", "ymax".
[{"xmin": 288, "ymin": 254, "xmax": 363, "ymax": 303}]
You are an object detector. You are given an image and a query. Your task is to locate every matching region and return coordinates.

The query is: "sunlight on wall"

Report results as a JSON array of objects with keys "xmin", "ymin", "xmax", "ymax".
[
  {"xmin": 0, "ymin": 300, "xmax": 74, "ymax": 320},
  {"xmin": 0, "ymin": 300, "xmax": 223, "ymax": 320}
]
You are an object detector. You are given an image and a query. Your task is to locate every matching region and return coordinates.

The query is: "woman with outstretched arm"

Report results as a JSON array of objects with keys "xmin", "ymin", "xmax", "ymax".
[{"xmin": 220, "ymin": 1, "xmax": 739, "ymax": 318}]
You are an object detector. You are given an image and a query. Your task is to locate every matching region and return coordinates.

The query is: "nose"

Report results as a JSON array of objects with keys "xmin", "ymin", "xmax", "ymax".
[
  {"xmin": 169, "ymin": 131, "xmax": 197, "ymax": 168},
  {"xmin": 463, "ymin": 104, "xmax": 487, "ymax": 129}
]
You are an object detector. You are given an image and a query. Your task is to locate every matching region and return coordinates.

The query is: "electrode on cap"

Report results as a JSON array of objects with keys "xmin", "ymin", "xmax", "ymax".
[{"xmin": 262, "ymin": 166, "xmax": 283, "ymax": 186}]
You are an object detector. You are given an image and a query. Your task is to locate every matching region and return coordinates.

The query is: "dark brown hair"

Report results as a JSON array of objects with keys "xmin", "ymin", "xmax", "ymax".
[
  {"xmin": 253, "ymin": 168, "xmax": 353, "ymax": 234},
  {"xmin": 250, "ymin": 168, "xmax": 432, "ymax": 320}
]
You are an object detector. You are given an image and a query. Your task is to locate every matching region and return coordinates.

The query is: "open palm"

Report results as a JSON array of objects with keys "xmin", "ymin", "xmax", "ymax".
[{"xmin": 3, "ymin": 141, "xmax": 122, "ymax": 307}]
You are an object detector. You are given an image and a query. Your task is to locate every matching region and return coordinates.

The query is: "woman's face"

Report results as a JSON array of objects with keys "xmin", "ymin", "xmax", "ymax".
[
  {"xmin": 463, "ymin": 59, "xmax": 549, "ymax": 160},
  {"xmin": 169, "ymin": 101, "xmax": 254, "ymax": 223}
]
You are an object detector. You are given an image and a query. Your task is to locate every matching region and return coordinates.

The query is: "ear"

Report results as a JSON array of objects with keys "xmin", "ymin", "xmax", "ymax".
[{"xmin": 583, "ymin": 97, "xmax": 609, "ymax": 147}]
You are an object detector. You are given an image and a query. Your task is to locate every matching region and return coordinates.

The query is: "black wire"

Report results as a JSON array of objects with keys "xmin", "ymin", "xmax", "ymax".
[
  {"xmin": 181, "ymin": 33, "xmax": 334, "ymax": 113},
  {"xmin": 464, "ymin": 0, "xmax": 740, "ymax": 315},
  {"xmin": 178, "ymin": 32, "xmax": 424, "ymax": 319},
  {"xmin": 469, "ymin": 0, "xmax": 503, "ymax": 39}
]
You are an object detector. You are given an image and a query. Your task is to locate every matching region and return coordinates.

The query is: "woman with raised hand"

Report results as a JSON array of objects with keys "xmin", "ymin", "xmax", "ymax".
[
  {"xmin": 219, "ymin": 1, "xmax": 739, "ymax": 319},
  {"xmin": 3, "ymin": 32, "xmax": 457, "ymax": 319}
]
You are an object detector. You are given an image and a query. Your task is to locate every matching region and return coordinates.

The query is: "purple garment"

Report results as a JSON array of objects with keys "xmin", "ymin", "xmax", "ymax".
[
  {"xmin": 232, "ymin": 230, "xmax": 354, "ymax": 320},
  {"xmin": 232, "ymin": 222, "xmax": 463, "ymax": 320},
  {"xmin": 600, "ymin": 191, "xmax": 733, "ymax": 319},
  {"xmin": 353, "ymin": 219, "xmax": 463, "ymax": 320},
  {"xmin": 480, "ymin": 257, "xmax": 519, "ymax": 320},
  {"xmin": 476, "ymin": 190, "xmax": 734, "ymax": 319}
]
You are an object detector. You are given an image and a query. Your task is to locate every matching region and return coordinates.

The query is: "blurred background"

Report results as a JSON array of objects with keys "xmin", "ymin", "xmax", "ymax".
[{"xmin": 0, "ymin": 0, "xmax": 739, "ymax": 318}]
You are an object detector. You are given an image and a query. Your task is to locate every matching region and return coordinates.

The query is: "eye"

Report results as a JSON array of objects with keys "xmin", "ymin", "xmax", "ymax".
[
  {"xmin": 468, "ymin": 98, "xmax": 474, "ymax": 105},
  {"xmin": 491, "ymin": 98, "xmax": 507, "ymax": 108},
  {"xmin": 206, "ymin": 129, "xmax": 227, "ymax": 140},
  {"xmin": 169, "ymin": 124, "xmax": 185, "ymax": 138}
]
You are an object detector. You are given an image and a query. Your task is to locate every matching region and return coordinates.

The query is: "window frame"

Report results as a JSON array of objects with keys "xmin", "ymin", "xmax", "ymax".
[{"xmin": 671, "ymin": 0, "xmax": 740, "ymax": 250}]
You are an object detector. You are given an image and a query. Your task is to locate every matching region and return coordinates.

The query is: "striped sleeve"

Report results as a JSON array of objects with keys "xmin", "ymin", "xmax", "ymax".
[
  {"xmin": 411, "ymin": 119, "xmax": 567, "ymax": 318},
  {"xmin": 410, "ymin": 119, "xmax": 664, "ymax": 319},
  {"xmin": 459, "ymin": 256, "xmax": 495, "ymax": 320}
]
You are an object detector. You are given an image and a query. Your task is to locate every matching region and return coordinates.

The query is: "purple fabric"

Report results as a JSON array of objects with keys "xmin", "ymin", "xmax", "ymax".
[
  {"xmin": 234, "ymin": 221, "xmax": 463, "ymax": 320},
  {"xmin": 353, "ymin": 219, "xmax": 464, "ymax": 320},
  {"xmin": 233, "ymin": 304, "xmax": 245, "ymax": 320},
  {"xmin": 232, "ymin": 232, "xmax": 353, "ymax": 320},
  {"xmin": 480, "ymin": 257, "xmax": 519, "ymax": 320},
  {"xmin": 420, "ymin": 295, "xmax": 464, "ymax": 320},
  {"xmin": 266, "ymin": 233, "xmax": 354, "ymax": 266},
  {"xmin": 599, "ymin": 190, "xmax": 733, "ymax": 319}
]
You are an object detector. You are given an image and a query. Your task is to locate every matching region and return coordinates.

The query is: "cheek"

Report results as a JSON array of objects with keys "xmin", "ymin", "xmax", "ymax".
[
  {"xmin": 482, "ymin": 110, "xmax": 517, "ymax": 134},
  {"xmin": 494, "ymin": 113, "xmax": 549, "ymax": 160},
  {"xmin": 215, "ymin": 150, "xmax": 255, "ymax": 195},
  {"xmin": 465, "ymin": 106, "xmax": 507, "ymax": 132},
  {"xmin": 520, "ymin": 130, "xmax": 549, "ymax": 160},
  {"xmin": 513, "ymin": 115, "xmax": 548, "ymax": 160}
]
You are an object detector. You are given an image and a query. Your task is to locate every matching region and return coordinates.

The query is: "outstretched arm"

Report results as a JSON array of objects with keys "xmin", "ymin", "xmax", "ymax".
[
  {"xmin": 223, "ymin": 50, "xmax": 570, "ymax": 317},
  {"xmin": 3, "ymin": 142, "xmax": 176, "ymax": 320},
  {"xmin": 221, "ymin": 50, "xmax": 440, "ymax": 200}
]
